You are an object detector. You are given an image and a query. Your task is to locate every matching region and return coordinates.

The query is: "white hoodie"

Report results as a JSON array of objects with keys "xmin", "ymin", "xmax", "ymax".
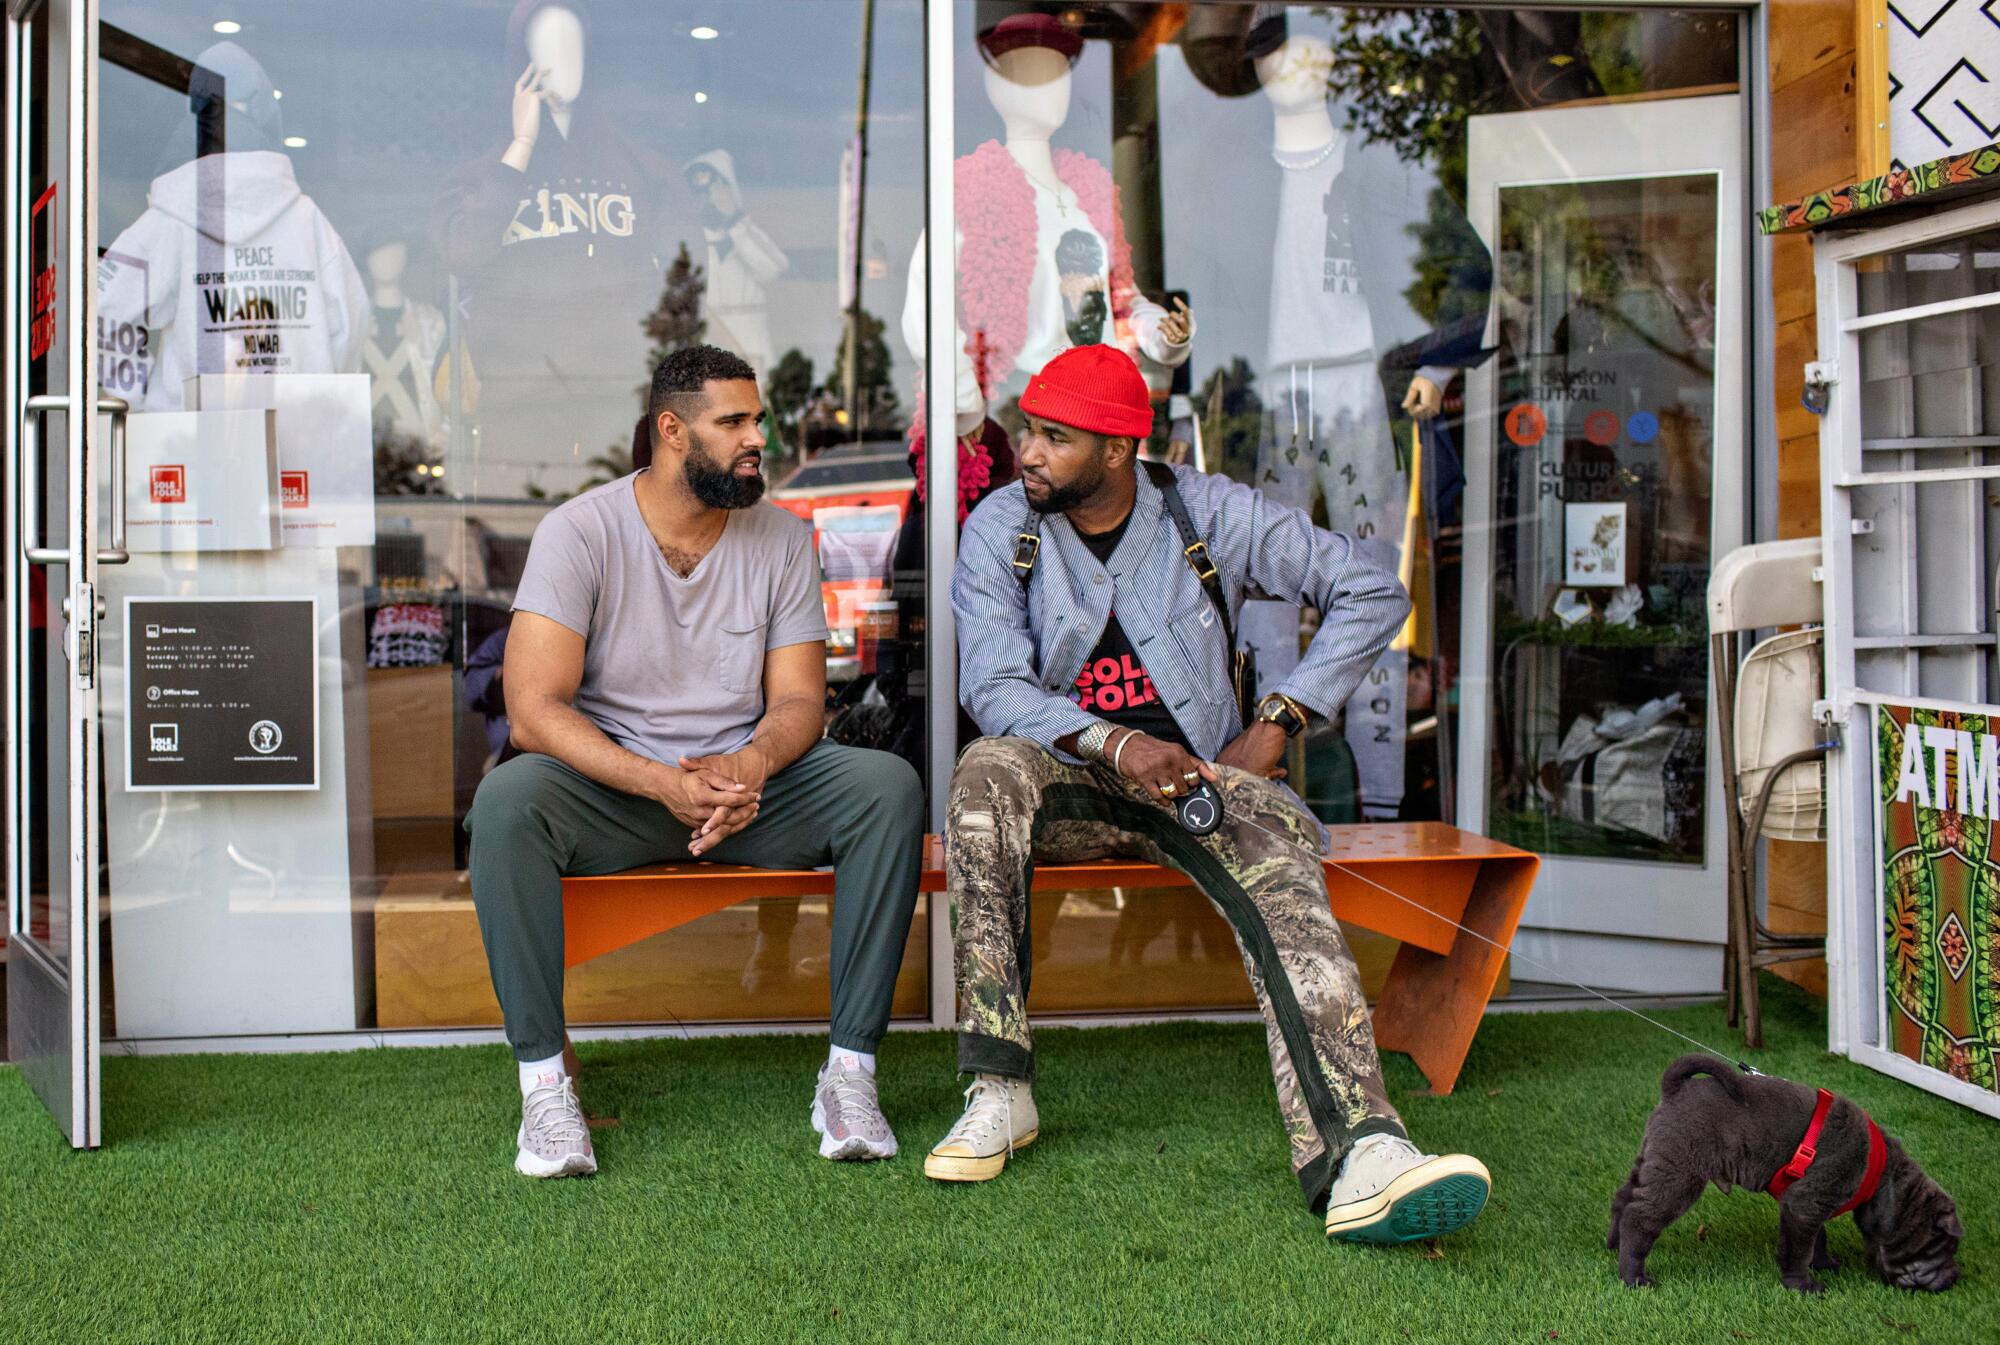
[
  {"xmin": 97, "ymin": 150, "xmax": 368, "ymax": 411},
  {"xmin": 686, "ymin": 149, "xmax": 788, "ymax": 378}
]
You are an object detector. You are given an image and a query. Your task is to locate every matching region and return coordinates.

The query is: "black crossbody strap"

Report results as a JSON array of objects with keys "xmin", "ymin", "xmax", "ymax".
[
  {"xmin": 1142, "ymin": 460, "xmax": 1236, "ymax": 655},
  {"xmin": 1012, "ymin": 510, "xmax": 1042, "ymax": 588}
]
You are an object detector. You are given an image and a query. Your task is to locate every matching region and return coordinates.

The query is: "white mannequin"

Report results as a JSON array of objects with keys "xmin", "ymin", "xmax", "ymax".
[
  {"xmin": 1256, "ymin": 35, "xmax": 1439, "ymax": 420},
  {"xmin": 901, "ymin": 40, "xmax": 1192, "ymax": 436},
  {"xmin": 504, "ymin": 5, "xmax": 584, "ymax": 170},
  {"xmin": 1255, "ymin": 33, "xmax": 1337, "ymax": 157},
  {"xmin": 363, "ymin": 240, "xmax": 445, "ymax": 443},
  {"xmin": 985, "ymin": 46, "xmax": 1070, "ymax": 194},
  {"xmin": 367, "ymin": 240, "xmax": 409, "ymax": 308},
  {"xmin": 1248, "ymin": 33, "xmax": 1427, "ymax": 820}
]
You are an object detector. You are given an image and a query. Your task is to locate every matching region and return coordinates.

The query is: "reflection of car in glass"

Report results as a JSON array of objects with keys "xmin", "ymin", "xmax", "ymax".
[{"xmin": 769, "ymin": 438, "xmax": 914, "ymax": 684}]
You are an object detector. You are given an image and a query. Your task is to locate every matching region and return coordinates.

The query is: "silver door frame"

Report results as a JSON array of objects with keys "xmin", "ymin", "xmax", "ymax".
[{"xmin": 6, "ymin": 0, "xmax": 110, "ymax": 1148}]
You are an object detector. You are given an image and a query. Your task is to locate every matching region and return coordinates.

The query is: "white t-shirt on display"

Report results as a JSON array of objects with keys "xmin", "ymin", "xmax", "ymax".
[{"xmin": 1267, "ymin": 134, "xmax": 1375, "ymax": 372}]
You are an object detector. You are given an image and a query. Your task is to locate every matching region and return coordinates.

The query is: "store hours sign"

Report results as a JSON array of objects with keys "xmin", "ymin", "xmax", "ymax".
[{"xmin": 125, "ymin": 597, "xmax": 319, "ymax": 791}]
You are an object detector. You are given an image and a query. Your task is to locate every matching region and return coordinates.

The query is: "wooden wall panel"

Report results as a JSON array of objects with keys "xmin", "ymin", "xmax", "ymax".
[
  {"xmin": 1764, "ymin": 0, "xmax": 1863, "ymax": 990},
  {"xmin": 1771, "ymin": 57, "xmax": 1859, "ymax": 200},
  {"xmin": 1769, "ymin": 0, "xmax": 1856, "ymax": 89}
]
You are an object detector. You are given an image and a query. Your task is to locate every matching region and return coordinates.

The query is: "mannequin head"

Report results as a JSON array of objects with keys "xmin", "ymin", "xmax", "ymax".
[
  {"xmin": 982, "ymin": 45, "xmax": 1071, "ymax": 142},
  {"xmin": 1255, "ymin": 34, "xmax": 1333, "ymax": 115},
  {"xmin": 189, "ymin": 41, "xmax": 283, "ymax": 154},
  {"xmin": 366, "ymin": 241, "xmax": 409, "ymax": 287},
  {"xmin": 525, "ymin": 5, "xmax": 586, "ymax": 106}
]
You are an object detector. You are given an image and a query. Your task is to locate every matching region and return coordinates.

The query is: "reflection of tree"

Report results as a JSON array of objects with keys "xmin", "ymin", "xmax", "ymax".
[
  {"xmin": 830, "ymin": 307, "xmax": 900, "ymax": 432},
  {"xmin": 1197, "ymin": 358, "xmax": 1264, "ymax": 483},
  {"xmin": 374, "ymin": 418, "xmax": 444, "ymax": 496},
  {"xmin": 643, "ymin": 242, "xmax": 708, "ymax": 362},
  {"xmin": 767, "ymin": 349, "xmax": 815, "ymax": 456},
  {"xmin": 1497, "ymin": 183, "xmax": 1714, "ymax": 380},
  {"xmin": 574, "ymin": 448, "xmax": 637, "ymax": 494},
  {"xmin": 1317, "ymin": 9, "xmax": 1621, "ymax": 330},
  {"xmin": 1322, "ymin": 10, "xmax": 1497, "ymax": 183}
]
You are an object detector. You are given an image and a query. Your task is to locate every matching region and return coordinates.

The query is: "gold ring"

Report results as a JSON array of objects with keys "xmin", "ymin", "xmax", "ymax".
[
  {"xmin": 1160, "ymin": 781, "xmax": 1180, "ymax": 799},
  {"xmin": 1182, "ymin": 770, "xmax": 1200, "ymax": 786}
]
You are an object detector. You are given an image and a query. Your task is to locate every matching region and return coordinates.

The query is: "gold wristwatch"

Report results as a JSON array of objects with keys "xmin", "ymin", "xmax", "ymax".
[{"xmin": 1256, "ymin": 691, "xmax": 1309, "ymax": 738}]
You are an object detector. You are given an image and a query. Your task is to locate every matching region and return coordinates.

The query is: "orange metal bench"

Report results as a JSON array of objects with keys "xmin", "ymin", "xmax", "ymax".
[{"xmin": 562, "ymin": 821, "xmax": 1538, "ymax": 1095}]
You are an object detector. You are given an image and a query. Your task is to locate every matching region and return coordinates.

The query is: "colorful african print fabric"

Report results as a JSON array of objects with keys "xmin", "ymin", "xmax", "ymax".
[{"xmin": 1876, "ymin": 704, "xmax": 2000, "ymax": 1094}]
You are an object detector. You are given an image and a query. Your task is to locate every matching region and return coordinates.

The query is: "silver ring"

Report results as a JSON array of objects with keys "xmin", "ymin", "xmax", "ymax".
[{"xmin": 1182, "ymin": 770, "xmax": 1200, "ymax": 787}]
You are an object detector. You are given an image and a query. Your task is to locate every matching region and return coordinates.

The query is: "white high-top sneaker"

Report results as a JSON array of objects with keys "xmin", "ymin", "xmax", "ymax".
[
  {"xmin": 1323, "ymin": 1133, "xmax": 1488, "ymax": 1243},
  {"xmin": 923, "ymin": 1074, "xmax": 1038, "ymax": 1181}
]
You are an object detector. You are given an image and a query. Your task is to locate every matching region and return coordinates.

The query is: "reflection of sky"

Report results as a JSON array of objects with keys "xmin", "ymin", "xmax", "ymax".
[{"xmin": 98, "ymin": 1, "xmax": 927, "ymax": 498}]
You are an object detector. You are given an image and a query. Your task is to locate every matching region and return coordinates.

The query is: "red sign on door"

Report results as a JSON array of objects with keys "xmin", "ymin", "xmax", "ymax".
[
  {"xmin": 150, "ymin": 464, "xmax": 187, "ymax": 504},
  {"xmin": 280, "ymin": 471, "xmax": 309, "ymax": 509},
  {"xmin": 29, "ymin": 183, "xmax": 57, "ymax": 362}
]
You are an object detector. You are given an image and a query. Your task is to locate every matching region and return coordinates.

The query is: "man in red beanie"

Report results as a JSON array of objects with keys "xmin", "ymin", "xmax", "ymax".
[{"xmin": 929, "ymin": 345, "xmax": 1490, "ymax": 1245}]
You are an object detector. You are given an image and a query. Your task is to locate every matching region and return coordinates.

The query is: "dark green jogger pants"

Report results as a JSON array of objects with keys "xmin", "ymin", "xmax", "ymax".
[{"xmin": 465, "ymin": 741, "xmax": 924, "ymax": 1063}]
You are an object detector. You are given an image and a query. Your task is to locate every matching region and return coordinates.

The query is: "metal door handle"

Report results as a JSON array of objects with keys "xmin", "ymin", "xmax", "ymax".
[
  {"xmin": 18, "ymin": 393, "xmax": 131, "ymax": 565},
  {"xmin": 97, "ymin": 394, "xmax": 130, "ymax": 564},
  {"xmin": 21, "ymin": 393, "xmax": 66, "ymax": 565}
]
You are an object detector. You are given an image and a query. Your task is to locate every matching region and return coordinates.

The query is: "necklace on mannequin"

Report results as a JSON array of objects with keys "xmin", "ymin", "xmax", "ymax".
[
  {"xmin": 1022, "ymin": 166, "xmax": 1075, "ymax": 220},
  {"xmin": 1273, "ymin": 138, "xmax": 1338, "ymax": 172}
]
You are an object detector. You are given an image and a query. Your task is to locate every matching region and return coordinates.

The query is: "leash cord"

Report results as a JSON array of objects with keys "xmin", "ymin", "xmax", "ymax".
[{"xmin": 1230, "ymin": 811, "xmax": 1765, "ymax": 1076}]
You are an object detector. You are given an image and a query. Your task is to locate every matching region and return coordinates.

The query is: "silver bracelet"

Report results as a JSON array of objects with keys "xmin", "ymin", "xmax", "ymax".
[
  {"xmin": 1110, "ymin": 728, "xmax": 1137, "ymax": 777},
  {"xmin": 1076, "ymin": 720, "xmax": 1117, "ymax": 763}
]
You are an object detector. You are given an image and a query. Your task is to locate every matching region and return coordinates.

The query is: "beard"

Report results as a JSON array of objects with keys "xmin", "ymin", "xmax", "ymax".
[
  {"xmin": 1025, "ymin": 457, "xmax": 1106, "ymax": 515},
  {"xmin": 682, "ymin": 428, "xmax": 766, "ymax": 509}
]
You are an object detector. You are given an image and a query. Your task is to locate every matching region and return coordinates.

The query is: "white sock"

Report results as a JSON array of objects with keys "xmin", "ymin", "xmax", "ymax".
[
  {"xmin": 519, "ymin": 1051, "xmax": 567, "ymax": 1097},
  {"xmin": 827, "ymin": 1046, "xmax": 876, "ymax": 1075}
]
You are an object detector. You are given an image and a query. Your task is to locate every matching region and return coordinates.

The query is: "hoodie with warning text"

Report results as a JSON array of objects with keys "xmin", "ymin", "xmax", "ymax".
[{"xmin": 98, "ymin": 151, "xmax": 367, "ymax": 412}]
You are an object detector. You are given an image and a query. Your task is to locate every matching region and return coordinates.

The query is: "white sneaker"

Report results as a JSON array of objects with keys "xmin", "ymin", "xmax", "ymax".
[
  {"xmin": 1324, "ymin": 1133, "xmax": 1488, "ymax": 1243},
  {"xmin": 515, "ymin": 1077, "xmax": 597, "ymax": 1179},
  {"xmin": 923, "ymin": 1075, "xmax": 1038, "ymax": 1182},
  {"xmin": 811, "ymin": 1057, "xmax": 899, "ymax": 1161}
]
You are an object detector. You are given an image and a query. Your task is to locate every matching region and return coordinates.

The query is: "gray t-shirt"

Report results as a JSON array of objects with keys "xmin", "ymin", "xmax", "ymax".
[{"xmin": 511, "ymin": 471, "xmax": 828, "ymax": 766}]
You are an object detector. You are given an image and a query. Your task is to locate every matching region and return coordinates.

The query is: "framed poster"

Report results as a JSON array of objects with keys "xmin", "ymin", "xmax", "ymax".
[
  {"xmin": 123, "ymin": 596, "xmax": 320, "ymax": 791},
  {"xmin": 1871, "ymin": 701, "xmax": 2000, "ymax": 1102},
  {"xmin": 1564, "ymin": 501, "xmax": 1630, "ymax": 587}
]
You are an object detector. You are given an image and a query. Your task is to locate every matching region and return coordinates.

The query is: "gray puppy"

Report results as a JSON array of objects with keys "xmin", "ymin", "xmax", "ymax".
[{"xmin": 1610, "ymin": 1054, "xmax": 1962, "ymax": 1294}]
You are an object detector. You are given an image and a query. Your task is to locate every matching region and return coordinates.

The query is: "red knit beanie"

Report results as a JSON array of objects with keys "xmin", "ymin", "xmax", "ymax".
[{"xmin": 1018, "ymin": 345, "xmax": 1154, "ymax": 439}]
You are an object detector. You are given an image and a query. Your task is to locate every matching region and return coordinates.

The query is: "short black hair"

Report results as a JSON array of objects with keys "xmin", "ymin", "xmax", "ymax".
[{"xmin": 649, "ymin": 344, "xmax": 757, "ymax": 440}]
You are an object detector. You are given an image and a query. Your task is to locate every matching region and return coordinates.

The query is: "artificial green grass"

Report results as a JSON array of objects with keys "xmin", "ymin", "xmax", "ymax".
[{"xmin": 1, "ymin": 980, "xmax": 1993, "ymax": 1344}]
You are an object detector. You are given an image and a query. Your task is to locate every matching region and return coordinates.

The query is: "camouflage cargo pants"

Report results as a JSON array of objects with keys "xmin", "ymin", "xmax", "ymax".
[{"xmin": 945, "ymin": 736, "xmax": 1406, "ymax": 1211}]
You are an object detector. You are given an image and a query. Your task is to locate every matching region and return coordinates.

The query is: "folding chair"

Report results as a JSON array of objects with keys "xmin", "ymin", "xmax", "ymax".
[{"xmin": 1708, "ymin": 538, "xmax": 1831, "ymax": 1047}]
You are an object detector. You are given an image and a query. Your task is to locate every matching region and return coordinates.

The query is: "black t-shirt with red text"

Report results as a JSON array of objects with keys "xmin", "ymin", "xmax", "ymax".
[{"xmin": 1072, "ymin": 514, "xmax": 1188, "ymax": 750}]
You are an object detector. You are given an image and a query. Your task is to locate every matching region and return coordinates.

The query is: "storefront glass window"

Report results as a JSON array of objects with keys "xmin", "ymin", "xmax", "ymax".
[
  {"xmin": 89, "ymin": 1, "xmax": 929, "ymax": 1041},
  {"xmin": 1484, "ymin": 173, "xmax": 1721, "ymax": 863},
  {"xmin": 59, "ymin": 0, "xmax": 1752, "ymax": 1043},
  {"xmin": 938, "ymin": 2, "xmax": 1739, "ymax": 1004}
]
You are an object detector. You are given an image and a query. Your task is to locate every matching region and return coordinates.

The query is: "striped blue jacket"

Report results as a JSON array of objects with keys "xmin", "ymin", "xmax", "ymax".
[{"xmin": 952, "ymin": 462, "xmax": 1410, "ymax": 771}]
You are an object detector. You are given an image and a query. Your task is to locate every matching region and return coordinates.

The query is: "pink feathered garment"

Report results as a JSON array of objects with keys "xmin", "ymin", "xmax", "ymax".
[{"xmin": 910, "ymin": 140, "xmax": 1142, "ymax": 524}]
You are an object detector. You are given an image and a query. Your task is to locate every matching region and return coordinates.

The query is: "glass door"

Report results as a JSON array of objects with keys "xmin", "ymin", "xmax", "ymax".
[
  {"xmin": 6, "ymin": 0, "xmax": 119, "ymax": 1146},
  {"xmin": 1458, "ymin": 94, "xmax": 1746, "ymax": 992}
]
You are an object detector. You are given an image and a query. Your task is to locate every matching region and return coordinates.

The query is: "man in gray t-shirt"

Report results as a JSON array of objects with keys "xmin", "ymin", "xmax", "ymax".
[{"xmin": 466, "ymin": 346, "xmax": 923, "ymax": 1180}]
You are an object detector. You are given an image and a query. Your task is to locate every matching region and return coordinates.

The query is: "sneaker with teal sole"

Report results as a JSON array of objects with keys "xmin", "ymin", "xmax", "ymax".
[{"xmin": 1324, "ymin": 1134, "xmax": 1489, "ymax": 1244}]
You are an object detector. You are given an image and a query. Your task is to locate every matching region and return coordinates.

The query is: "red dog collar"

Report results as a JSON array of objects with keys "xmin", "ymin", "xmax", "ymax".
[{"xmin": 1768, "ymin": 1087, "xmax": 1887, "ymax": 1216}]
